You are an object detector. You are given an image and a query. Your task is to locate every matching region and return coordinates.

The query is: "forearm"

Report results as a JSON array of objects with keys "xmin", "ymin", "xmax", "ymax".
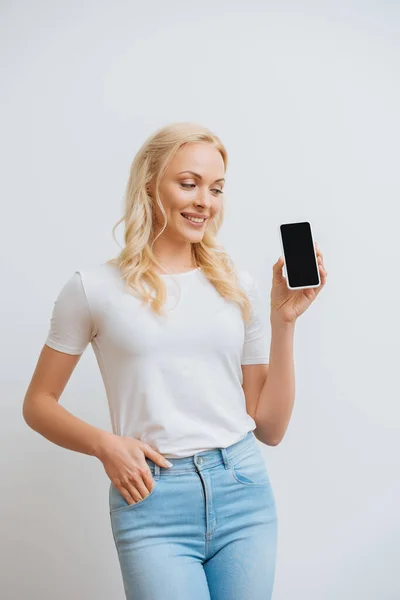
[
  {"xmin": 23, "ymin": 394, "xmax": 114, "ymax": 460},
  {"xmin": 255, "ymin": 316, "xmax": 296, "ymax": 446}
]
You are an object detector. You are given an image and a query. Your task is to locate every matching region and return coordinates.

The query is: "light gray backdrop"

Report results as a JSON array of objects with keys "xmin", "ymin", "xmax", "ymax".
[{"xmin": 1, "ymin": 1, "xmax": 399, "ymax": 598}]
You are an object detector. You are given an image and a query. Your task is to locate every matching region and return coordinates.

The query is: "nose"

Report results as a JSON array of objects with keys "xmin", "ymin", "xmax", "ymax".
[{"xmin": 195, "ymin": 188, "xmax": 213, "ymax": 210}]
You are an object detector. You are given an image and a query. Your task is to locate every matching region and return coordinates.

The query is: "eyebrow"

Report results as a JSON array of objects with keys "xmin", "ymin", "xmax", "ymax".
[{"xmin": 178, "ymin": 170, "xmax": 225, "ymax": 183}]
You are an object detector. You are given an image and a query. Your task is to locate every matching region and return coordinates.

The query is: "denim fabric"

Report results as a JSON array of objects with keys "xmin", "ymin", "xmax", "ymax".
[{"xmin": 109, "ymin": 430, "xmax": 278, "ymax": 599}]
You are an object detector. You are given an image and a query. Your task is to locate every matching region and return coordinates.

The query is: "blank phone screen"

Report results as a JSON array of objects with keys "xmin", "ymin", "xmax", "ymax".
[{"xmin": 280, "ymin": 222, "xmax": 320, "ymax": 288}]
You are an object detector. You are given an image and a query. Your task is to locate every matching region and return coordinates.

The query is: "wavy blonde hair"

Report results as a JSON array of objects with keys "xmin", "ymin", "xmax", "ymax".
[{"xmin": 106, "ymin": 121, "xmax": 252, "ymax": 323}]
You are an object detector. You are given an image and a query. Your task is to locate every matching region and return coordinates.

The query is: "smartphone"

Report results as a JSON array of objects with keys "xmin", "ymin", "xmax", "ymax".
[{"xmin": 279, "ymin": 221, "xmax": 320, "ymax": 290}]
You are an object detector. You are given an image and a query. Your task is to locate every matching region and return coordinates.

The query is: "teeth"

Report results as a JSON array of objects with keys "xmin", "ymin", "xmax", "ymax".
[{"xmin": 182, "ymin": 214, "xmax": 205, "ymax": 223}]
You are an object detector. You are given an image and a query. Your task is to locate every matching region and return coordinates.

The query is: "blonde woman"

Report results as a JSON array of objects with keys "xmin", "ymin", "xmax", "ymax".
[{"xmin": 23, "ymin": 122, "xmax": 327, "ymax": 600}]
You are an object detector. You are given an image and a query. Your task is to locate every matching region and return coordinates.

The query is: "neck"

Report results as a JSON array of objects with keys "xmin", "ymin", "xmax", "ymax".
[{"xmin": 152, "ymin": 239, "xmax": 197, "ymax": 273}]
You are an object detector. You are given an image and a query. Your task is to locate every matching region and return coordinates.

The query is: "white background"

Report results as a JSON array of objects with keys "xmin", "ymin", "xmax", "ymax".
[{"xmin": 1, "ymin": 1, "xmax": 399, "ymax": 598}]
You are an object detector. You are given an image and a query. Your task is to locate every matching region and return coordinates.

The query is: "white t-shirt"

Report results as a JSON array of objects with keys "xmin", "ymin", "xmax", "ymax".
[{"xmin": 45, "ymin": 263, "xmax": 270, "ymax": 458}]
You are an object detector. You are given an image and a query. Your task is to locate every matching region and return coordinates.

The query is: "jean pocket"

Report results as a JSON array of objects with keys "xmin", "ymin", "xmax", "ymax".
[
  {"xmin": 230, "ymin": 447, "xmax": 271, "ymax": 487},
  {"xmin": 109, "ymin": 478, "xmax": 159, "ymax": 514}
]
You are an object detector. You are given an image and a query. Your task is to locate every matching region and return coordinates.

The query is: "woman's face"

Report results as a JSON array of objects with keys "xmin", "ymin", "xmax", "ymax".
[{"xmin": 149, "ymin": 142, "xmax": 225, "ymax": 241}]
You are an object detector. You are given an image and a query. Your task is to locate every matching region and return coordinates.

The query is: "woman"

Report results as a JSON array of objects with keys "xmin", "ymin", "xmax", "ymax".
[{"xmin": 23, "ymin": 122, "xmax": 327, "ymax": 600}]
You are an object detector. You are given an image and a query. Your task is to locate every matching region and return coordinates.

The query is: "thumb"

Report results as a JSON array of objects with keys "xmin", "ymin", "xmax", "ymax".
[{"xmin": 273, "ymin": 256, "xmax": 285, "ymax": 283}]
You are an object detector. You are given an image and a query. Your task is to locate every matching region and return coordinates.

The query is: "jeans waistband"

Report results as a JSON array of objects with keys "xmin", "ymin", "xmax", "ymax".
[{"xmin": 145, "ymin": 430, "xmax": 257, "ymax": 478}]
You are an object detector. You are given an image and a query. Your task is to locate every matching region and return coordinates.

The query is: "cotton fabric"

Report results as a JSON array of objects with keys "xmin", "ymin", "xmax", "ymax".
[{"xmin": 45, "ymin": 263, "xmax": 270, "ymax": 458}]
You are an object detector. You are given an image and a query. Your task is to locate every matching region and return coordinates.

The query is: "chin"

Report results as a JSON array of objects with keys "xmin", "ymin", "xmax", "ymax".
[
  {"xmin": 179, "ymin": 223, "xmax": 206, "ymax": 235},
  {"xmin": 182, "ymin": 231, "xmax": 204, "ymax": 240}
]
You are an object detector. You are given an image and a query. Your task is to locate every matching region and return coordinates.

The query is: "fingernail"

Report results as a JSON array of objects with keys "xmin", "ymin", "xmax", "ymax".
[{"xmin": 164, "ymin": 460, "xmax": 173, "ymax": 468}]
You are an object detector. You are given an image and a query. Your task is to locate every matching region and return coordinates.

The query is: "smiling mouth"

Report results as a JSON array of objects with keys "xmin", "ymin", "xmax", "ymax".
[{"xmin": 181, "ymin": 214, "xmax": 207, "ymax": 225}]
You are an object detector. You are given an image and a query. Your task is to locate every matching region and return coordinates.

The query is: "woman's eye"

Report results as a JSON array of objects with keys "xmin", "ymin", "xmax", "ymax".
[{"xmin": 181, "ymin": 183, "xmax": 223, "ymax": 195}]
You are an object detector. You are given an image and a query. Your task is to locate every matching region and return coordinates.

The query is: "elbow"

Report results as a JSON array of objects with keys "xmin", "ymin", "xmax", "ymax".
[
  {"xmin": 22, "ymin": 400, "xmax": 34, "ymax": 428},
  {"xmin": 268, "ymin": 437, "xmax": 282, "ymax": 447},
  {"xmin": 253, "ymin": 427, "xmax": 282, "ymax": 447},
  {"xmin": 22, "ymin": 394, "xmax": 40, "ymax": 428},
  {"xmin": 264, "ymin": 435, "xmax": 282, "ymax": 447}
]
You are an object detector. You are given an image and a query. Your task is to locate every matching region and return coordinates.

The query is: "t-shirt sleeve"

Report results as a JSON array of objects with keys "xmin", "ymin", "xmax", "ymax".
[
  {"xmin": 45, "ymin": 271, "xmax": 97, "ymax": 355},
  {"xmin": 240, "ymin": 271, "xmax": 270, "ymax": 365}
]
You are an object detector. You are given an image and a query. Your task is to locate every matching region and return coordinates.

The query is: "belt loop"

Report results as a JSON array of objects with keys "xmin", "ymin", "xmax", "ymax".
[
  {"xmin": 154, "ymin": 463, "xmax": 160, "ymax": 480},
  {"xmin": 220, "ymin": 447, "xmax": 230, "ymax": 469}
]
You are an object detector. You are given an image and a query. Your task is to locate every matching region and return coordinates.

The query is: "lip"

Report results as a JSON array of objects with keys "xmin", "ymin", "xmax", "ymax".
[
  {"xmin": 181, "ymin": 213, "xmax": 207, "ymax": 227},
  {"xmin": 181, "ymin": 212, "xmax": 209, "ymax": 219}
]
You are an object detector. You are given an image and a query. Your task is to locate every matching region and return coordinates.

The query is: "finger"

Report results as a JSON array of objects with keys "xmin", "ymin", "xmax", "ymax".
[
  {"xmin": 315, "ymin": 243, "xmax": 322, "ymax": 258},
  {"xmin": 274, "ymin": 256, "xmax": 284, "ymax": 268},
  {"xmin": 141, "ymin": 464, "xmax": 156, "ymax": 494},
  {"xmin": 318, "ymin": 264, "xmax": 327, "ymax": 288},
  {"xmin": 315, "ymin": 244, "xmax": 327, "ymax": 286},
  {"xmin": 121, "ymin": 478, "xmax": 150, "ymax": 505},
  {"xmin": 128, "ymin": 487, "xmax": 145, "ymax": 504},
  {"xmin": 317, "ymin": 255, "xmax": 326, "ymax": 272},
  {"xmin": 131, "ymin": 465, "xmax": 155, "ymax": 497},
  {"xmin": 140, "ymin": 443, "xmax": 172, "ymax": 469},
  {"xmin": 130, "ymin": 477, "xmax": 152, "ymax": 502},
  {"xmin": 318, "ymin": 259, "xmax": 327, "ymax": 274},
  {"xmin": 119, "ymin": 485, "xmax": 137, "ymax": 505}
]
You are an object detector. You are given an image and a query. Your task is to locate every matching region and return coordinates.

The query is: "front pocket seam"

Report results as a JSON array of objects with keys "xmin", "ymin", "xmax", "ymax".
[
  {"xmin": 231, "ymin": 467, "xmax": 271, "ymax": 487},
  {"xmin": 230, "ymin": 451, "xmax": 271, "ymax": 487}
]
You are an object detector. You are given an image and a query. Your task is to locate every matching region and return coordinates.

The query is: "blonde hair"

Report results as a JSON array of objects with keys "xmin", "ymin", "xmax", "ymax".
[{"xmin": 106, "ymin": 121, "xmax": 252, "ymax": 323}]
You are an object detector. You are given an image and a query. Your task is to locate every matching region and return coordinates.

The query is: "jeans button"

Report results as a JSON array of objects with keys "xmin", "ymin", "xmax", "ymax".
[{"xmin": 196, "ymin": 456, "xmax": 204, "ymax": 465}]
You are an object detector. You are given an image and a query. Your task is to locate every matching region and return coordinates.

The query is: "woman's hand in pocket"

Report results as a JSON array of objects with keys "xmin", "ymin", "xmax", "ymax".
[{"xmin": 97, "ymin": 434, "xmax": 172, "ymax": 505}]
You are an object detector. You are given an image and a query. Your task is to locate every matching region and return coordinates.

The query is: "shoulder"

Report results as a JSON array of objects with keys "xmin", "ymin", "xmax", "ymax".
[
  {"xmin": 75, "ymin": 261, "xmax": 119, "ymax": 278},
  {"xmin": 60, "ymin": 263, "xmax": 124, "ymax": 311},
  {"xmin": 75, "ymin": 262, "xmax": 122, "ymax": 289}
]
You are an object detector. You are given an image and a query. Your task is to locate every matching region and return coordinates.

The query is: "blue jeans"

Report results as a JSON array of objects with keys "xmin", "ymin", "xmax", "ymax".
[{"xmin": 109, "ymin": 430, "xmax": 278, "ymax": 600}]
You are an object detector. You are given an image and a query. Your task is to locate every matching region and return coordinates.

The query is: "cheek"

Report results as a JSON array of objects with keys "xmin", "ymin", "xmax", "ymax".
[
  {"xmin": 164, "ymin": 187, "xmax": 188, "ymax": 211},
  {"xmin": 212, "ymin": 200, "xmax": 223, "ymax": 215},
  {"xmin": 156, "ymin": 201, "xmax": 184, "ymax": 219}
]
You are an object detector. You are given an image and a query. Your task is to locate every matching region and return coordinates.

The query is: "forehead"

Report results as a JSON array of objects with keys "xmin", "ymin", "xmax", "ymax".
[{"xmin": 168, "ymin": 142, "xmax": 225, "ymax": 175}]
